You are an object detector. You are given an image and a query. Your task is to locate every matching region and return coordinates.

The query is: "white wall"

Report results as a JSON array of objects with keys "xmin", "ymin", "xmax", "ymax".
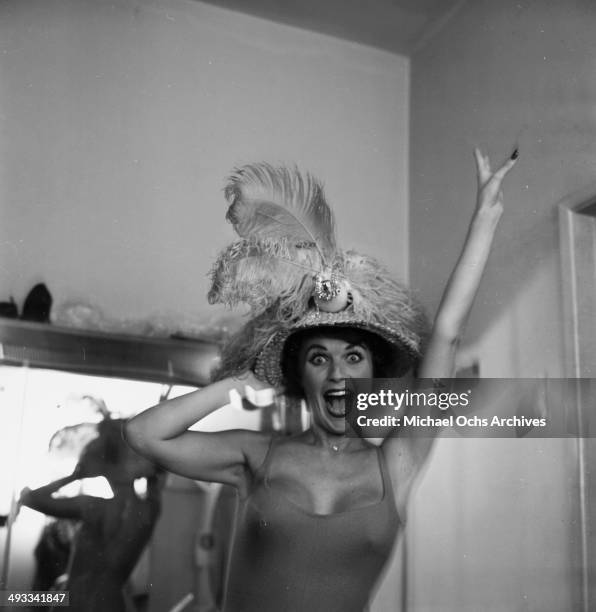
[
  {"xmin": 408, "ymin": 1, "xmax": 595, "ymax": 610},
  {"xmin": 0, "ymin": 0, "xmax": 410, "ymax": 329},
  {"xmin": 410, "ymin": 0, "xmax": 596, "ymax": 374}
]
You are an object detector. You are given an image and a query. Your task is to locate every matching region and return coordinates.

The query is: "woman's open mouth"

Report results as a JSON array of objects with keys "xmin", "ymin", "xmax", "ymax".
[{"xmin": 323, "ymin": 389, "xmax": 347, "ymax": 418}]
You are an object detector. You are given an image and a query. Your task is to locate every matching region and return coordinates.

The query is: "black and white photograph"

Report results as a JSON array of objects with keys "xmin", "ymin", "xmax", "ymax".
[{"xmin": 1, "ymin": 1, "xmax": 595, "ymax": 611}]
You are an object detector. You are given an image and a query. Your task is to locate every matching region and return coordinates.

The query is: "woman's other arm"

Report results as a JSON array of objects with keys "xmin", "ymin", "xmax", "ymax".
[
  {"xmin": 384, "ymin": 147, "xmax": 517, "ymax": 509},
  {"xmin": 419, "ymin": 147, "xmax": 517, "ymax": 379},
  {"xmin": 124, "ymin": 373, "xmax": 272, "ymax": 487}
]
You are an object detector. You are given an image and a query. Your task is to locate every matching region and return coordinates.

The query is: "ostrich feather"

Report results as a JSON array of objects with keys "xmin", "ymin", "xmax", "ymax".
[
  {"xmin": 224, "ymin": 163, "xmax": 336, "ymax": 262},
  {"xmin": 208, "ymin": 238, "xmax": 319, "ymax": 319},
  {"xmin": 342, "ymin": 251, "xmax": 429, "ymax": 347}
]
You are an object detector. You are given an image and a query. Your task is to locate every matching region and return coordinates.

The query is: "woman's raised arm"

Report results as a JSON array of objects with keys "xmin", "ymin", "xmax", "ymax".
[
  {"xmin": 419, "ymin": 147, "xmax": 517, "ymax": 379},
  {"xmin": 124, "ymin": 373, "xmax": 272, "ymax": 487},
  {"xmin": 383, "ymin": 147, "xmax": 517, "ymax": 508}
]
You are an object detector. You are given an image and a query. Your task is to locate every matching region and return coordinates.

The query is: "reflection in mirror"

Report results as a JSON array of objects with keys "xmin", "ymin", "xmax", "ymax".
[{"xmin": 0, "ymin": 363, "xmax": 261, "ymax": 611}]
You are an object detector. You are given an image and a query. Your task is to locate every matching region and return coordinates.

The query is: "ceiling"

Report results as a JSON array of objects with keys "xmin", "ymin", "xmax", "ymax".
[{"xmin": 197, "ymin": 0, "xmax": 466, "ymax": 56}]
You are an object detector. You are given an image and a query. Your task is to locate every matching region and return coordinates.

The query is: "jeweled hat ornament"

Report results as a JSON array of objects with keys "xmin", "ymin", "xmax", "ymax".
[{"xmin": 208, "ymin": 163, "xmax": 429, "ymax": 387}]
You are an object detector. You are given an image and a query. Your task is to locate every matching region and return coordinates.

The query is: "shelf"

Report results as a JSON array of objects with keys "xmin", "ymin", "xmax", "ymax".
[{"xmin": 0, "ymin": 318, "xmax": 220, "ymax": 387}]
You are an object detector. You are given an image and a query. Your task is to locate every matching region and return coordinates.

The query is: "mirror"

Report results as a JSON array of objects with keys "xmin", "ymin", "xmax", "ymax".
[{"xmin": 0, "ymin": 319, "xmax": 262, "ymax": 611}]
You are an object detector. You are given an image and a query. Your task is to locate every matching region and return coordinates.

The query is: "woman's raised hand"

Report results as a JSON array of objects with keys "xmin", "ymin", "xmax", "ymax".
[{"xmin": 473, "ymin": 147, "xmax": 518, "ymax": 221}]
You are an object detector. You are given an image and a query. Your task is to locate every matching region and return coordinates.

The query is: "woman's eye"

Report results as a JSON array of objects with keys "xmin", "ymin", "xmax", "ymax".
[
  {"xmin": 309, "ymin": 354, "xmax": 327, "ymax": 366},
  {"xmin": 346, "ymin": 352, "xmax": 363, "ymax": 363}
]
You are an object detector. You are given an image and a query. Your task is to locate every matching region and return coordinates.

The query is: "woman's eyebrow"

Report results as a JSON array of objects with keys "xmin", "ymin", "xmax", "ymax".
[
  {"xmin": 345, "ymin": 343, "xmax": 366, "ymax": 350},
  {"xmin": 305, "ymin": 344, "xmax": 327, "ymax": 352}
]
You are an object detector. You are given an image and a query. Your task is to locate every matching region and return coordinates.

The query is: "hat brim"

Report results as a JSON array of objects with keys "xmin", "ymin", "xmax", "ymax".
[{"xmin": 253, "ymin": 310, "xmax": 422, "ymax": 387}]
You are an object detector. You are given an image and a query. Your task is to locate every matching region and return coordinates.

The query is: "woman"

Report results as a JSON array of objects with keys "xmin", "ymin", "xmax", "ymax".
[
  {"xmin": 20, "ymin": 418, "xmax": 163, "ymax": 612},
  {"xmin": 125, "ymin": 149, "xmax": 517, "ymax": 611}
]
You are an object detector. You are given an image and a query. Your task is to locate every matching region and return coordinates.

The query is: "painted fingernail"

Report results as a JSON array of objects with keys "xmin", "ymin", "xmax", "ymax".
[{"xmin": 510, "ymin": 147, "xmax": 519, "ymax": 160}]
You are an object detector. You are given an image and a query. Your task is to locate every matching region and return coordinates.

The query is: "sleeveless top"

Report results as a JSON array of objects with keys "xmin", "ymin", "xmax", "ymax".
[{"xmin": 223, "ymin": 437, "xmax": 401, "ymax": 612}]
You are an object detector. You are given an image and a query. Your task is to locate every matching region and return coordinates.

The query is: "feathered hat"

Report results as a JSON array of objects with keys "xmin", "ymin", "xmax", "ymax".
[{"xmin": 208, "ymin": 163, "xmax": 429, "ymax": 387}]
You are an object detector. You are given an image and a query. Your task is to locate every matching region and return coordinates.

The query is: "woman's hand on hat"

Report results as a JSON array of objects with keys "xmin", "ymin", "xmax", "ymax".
[
  {"xmin": 473, "ymin": 146, "xmax": 518, "ymax": 223},
  {"xmin": 229, "ymin": 371, "xmax": 283, "ymax": 410}
]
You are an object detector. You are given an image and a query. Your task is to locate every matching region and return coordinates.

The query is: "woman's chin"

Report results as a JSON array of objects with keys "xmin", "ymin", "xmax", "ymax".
[
  {"xmin": 322, "ymin": 414, "xmax": 347, "ymax": 435},
  {"xmin": 309, "ymin": 398, "xmax": 347, "ymax": 435}
]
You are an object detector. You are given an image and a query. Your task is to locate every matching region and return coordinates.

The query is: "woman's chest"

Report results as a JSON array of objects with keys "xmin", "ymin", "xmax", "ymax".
[
  {"xmin": 264, "ymin": 451, "xmax": 385, "ymax": 515},
  {"xmin": 240, "ymin": 464, "xmax": 399, "ymax": 560}
]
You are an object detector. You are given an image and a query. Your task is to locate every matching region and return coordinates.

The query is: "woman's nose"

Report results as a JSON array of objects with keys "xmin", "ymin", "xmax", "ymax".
[{"xmin": 328, "ymin": 360, "xmax": 344, "ymax": 381}]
